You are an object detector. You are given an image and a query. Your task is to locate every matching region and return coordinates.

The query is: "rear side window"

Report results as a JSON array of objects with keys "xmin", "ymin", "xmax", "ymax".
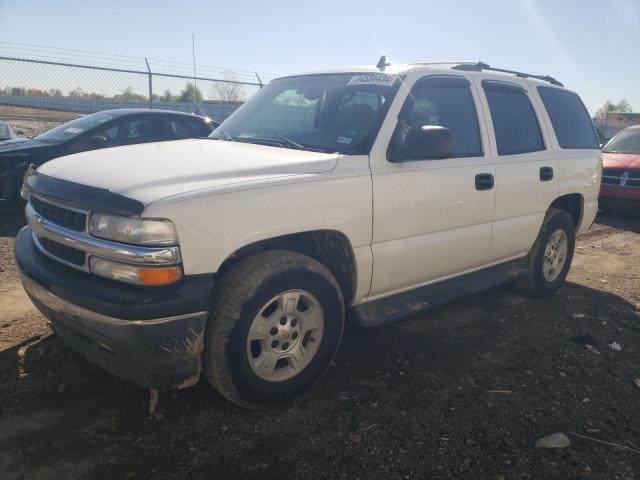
[
  {"xmin": 483, "ymin": 80, "xmax": 544, "ymax": 155},
  {"xmin": 537, "ymin": 87, "xmax": 598, "ymax": 149},
  {"xmin": 164, "ymin": 117, "xmax": 208, "ymax": 140}
]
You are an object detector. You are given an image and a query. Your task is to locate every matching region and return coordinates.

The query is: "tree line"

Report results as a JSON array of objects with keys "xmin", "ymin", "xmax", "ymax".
[{"xmin": 1, "ymin": 81, "xmax": 246, "ymax": 104}]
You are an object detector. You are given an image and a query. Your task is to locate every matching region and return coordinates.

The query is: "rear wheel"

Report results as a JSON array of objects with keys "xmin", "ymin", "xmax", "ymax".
[
  {"xmin": 203, "ymin": 250, "xmax": 344, "ymax": 408},
  {"xmin": 514, "ymin": 208, "xmax": 575, "ymax": 297}
]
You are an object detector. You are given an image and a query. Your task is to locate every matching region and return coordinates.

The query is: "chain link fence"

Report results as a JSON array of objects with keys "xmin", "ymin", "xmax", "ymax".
[{"xmin": 0, "ymin": 43, "xmax": 275, "ymax": 122}]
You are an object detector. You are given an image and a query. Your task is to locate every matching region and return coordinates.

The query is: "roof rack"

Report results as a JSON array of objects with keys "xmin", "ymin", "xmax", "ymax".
[{"xmin": 451, "ymin": 61, "xmax": 563, "ymax": 87}]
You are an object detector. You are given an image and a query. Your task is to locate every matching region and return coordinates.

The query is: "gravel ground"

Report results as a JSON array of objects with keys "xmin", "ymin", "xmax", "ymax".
[
  {"xmin": 0, "ymin": 105, "xmax": 79, "ymax": 138},
  {"xmin": 0, "ymin": 210, "xmax": 639, "ymax": 479}
]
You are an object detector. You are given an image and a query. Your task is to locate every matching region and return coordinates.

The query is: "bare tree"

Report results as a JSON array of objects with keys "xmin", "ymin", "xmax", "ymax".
[{"xmin": 210, "ymin": 71, "xmax": 246, "ymax": 103}]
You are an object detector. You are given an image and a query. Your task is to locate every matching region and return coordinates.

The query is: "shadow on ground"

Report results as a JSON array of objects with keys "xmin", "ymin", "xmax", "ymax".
[{"xmin": 1, "ymin": 281, "xmax": 639, "ymax": 479}]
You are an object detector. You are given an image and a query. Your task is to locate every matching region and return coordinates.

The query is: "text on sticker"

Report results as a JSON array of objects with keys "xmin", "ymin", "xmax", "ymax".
[{"xmin": 347, "ymin": 74, "xmax": 396, "ymax": 87}]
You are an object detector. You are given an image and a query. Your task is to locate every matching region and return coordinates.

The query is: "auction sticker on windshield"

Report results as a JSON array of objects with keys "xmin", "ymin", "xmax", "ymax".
[{"xmin": 347, "ymin": 73, "xmax": 396, "ymax": 86}]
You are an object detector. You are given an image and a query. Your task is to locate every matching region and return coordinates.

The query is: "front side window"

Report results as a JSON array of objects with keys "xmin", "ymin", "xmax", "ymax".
[
  {"xmin": 391, "ymin": 75, "xmax": 483, "ymax": 158},
  {"xmin": 537, "ymin": 86, "xmax": 598, "ymax": 149},
  {"xmin": 66, "ymin": 118, "xmax": 154, "ymax": 154},
  {"xmin": 602, "ymin": 127, "xmax": 640, "ymax": 154},
  {"xmin": 210, "ymin": 73, "xmax": 400, "ymax": 154},
  {"xmin": 483, "ymin": 80, "xmax": 545, "ymax": 155}
]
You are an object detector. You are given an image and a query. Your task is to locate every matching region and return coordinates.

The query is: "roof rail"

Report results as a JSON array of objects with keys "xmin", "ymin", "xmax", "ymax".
[
  {"xmin": 411, "ymin": 61, "xmax": 479, "ymax": 67},
  {"xmin": 451, "ymin": 61, "xmax": 564, "ymax": 87}
]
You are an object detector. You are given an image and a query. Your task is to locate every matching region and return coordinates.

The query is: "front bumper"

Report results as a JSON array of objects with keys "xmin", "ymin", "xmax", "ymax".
[
  {"xmin": 15, "ymin": 227, "xmax": 215, "ymax": 390},
  {"xmin": 599, "ymin": 184, "xmax": 640, "ymax": 213}
]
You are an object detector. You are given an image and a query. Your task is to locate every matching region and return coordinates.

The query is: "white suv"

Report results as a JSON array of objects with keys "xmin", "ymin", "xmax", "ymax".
[{"xmin": 17, "ymin": 60, "xmax": 602, "ymax": 407}]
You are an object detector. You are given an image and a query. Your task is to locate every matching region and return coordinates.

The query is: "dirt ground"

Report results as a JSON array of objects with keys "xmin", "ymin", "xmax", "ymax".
[
  {"xmin": 0, "ymin": 105, "xmax": 80, "ymax": 138},
  {"xmin": 0, "ymin": 207, "xmax": 639, "ymax": 480}
]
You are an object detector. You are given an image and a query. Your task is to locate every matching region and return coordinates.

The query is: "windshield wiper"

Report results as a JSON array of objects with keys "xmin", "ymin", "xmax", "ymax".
[
  {"xmin": 243, "ymin": 134, "xmax": 332, "ymax": 153},
  {"xmin": 213, "ymin": 128, "xmax": 234, "ymax": 142},
  {"xmin": 264, "ymin": 134, "xmax": 307, "ymax": 150}
]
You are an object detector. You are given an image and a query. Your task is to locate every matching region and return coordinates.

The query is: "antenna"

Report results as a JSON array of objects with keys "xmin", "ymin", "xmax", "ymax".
[
  {"xmin": 376, "ymin": 55, "xmax": 390, "ymax": 71},
  {"xmin": 255, "ymin": 72, "xmax": 264, "ymax": 88}
]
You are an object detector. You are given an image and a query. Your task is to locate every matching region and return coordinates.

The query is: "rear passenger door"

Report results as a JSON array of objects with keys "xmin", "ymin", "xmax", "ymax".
[{"xmin": 475, "ymin": 78, "xmax": 559, "ymax": 262}]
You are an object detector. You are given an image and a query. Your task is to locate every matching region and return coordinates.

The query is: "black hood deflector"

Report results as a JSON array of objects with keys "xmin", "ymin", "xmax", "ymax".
[{"xmin": 26, "ymin": 169, "xmax": 144, "ymax": 216}]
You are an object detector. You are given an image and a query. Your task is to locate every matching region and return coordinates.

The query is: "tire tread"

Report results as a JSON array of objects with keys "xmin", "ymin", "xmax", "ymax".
[{"xmin": 203, "ymin": 250, "xmax": 343, "ymax": 408}]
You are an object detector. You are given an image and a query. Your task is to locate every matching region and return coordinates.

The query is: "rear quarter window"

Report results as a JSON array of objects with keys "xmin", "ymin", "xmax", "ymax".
[{"xmin": 537, "ymin": 87, "xmax": 598, "ymax": 149}]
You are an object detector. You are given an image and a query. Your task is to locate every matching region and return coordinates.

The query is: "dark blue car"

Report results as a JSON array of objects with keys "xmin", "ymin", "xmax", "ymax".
[{"xmin": 0, "ymin": 109, "xmax": 217, "ymax": 208}]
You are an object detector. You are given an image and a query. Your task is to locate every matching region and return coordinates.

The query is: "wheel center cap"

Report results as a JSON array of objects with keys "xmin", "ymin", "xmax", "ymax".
[{"xmin": 281, "ymin": 329, "xmax": 290, "ymax": 339}]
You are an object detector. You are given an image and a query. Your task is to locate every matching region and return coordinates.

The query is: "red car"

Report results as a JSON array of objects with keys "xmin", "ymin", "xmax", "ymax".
[{"xmin": 599, "ymin": 125, "xmax": 640, "ymax": 213}]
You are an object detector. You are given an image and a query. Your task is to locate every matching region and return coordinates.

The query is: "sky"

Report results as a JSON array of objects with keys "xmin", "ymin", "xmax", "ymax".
[{"xmin": 0, "ymin": 0, "xmax": 639, "ymax": 113}]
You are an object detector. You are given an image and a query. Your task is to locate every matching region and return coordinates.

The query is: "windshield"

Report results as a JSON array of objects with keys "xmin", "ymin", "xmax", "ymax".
[
  {"xmin": 209, "ymin": 73, "xmax": 400, "ymax": 154},
  {"xmin": 0, "ymin": 122, "xmax": 13, "ymax": 140},
  {"xmin": 35, "ymin": 112, "xmax": 116, "ymax": 143},
  {"xmin": 602, "ymin": 128, "xmax": 640, "ymax": 154}
]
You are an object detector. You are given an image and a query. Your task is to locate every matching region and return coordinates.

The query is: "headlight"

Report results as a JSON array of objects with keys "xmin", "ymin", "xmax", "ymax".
[
  {"xmin": 90, "ymin": 257, "xmax": 182, "ymax": 285},
  {"xmin": 89, "ymin": 214, "xmax": 178, "ymax": 246},
  {"xmin": 21, "ymin": 165, "xmax": 37, "ymax": 201}
]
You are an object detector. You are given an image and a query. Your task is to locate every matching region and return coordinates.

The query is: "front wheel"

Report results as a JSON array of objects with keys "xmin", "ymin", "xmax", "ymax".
[
  {"xmin": 203, "ymin": 250, "xmax": 344, "ymax": 408},
  {"xmin": 514, "ymin": 208, "xmax": 576, "ymax": 297}
]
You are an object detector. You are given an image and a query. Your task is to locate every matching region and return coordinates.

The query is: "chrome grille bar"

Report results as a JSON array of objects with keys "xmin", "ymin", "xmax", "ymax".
[{"xmin": 26, "ymin": 202, "xmax": 181, "ymax": 272}]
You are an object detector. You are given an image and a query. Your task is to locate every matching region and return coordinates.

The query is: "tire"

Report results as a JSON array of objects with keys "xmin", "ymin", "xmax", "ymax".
[
  {"xmin": 203, "ymin": 250, "xmax": 345, "ymax": 408},
  {"xmin": 514, "ymin": 208, "xmax": 575, "ymax": 297}
]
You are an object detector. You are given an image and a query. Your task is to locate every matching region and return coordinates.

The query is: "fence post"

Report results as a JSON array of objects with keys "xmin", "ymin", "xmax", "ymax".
[{"xmin": 145, "ymin": 57, "xmax": 153, "ymax": 109}]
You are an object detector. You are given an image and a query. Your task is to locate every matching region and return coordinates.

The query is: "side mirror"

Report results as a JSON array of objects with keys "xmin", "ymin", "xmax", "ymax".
[
  {"xmin": 89, "ymin": 135, "xmax": 108, "ymax": 148},
  {"xmin": 389, "ymin": 125, "xmax": 454, "ymax": 162}
]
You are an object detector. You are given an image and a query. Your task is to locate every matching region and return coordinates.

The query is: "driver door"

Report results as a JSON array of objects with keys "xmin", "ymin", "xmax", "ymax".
[{"xmin": 368, "ymin": 74, "xmax": 496, "ymax": 299}]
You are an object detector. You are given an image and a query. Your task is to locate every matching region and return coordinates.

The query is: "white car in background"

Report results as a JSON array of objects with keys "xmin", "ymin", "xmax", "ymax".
[{"xmin": 0, "ymin": 120, "xmax": 24, "ymax": 142}]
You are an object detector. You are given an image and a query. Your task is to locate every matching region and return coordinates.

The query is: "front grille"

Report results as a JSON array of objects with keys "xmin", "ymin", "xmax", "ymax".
[
  {"xmin": 38, "ymin": 236, "xmax": 86, "ymax": 266},
  {"xmin": 602, "ymin": 169, "xmax": 640, "ymax": 188},
  {"xmin": 31, "ymin": 196, "xmax": 87, "ymax": 231},
  {"xmin": 602, "ymin": 176, "xmax": 621, "ymax": 185}
]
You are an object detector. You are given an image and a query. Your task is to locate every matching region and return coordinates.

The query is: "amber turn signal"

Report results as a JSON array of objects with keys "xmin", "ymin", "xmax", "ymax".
[{"xmin": 138, "ymin": 266, "xmax": 182, "ymax": 285}]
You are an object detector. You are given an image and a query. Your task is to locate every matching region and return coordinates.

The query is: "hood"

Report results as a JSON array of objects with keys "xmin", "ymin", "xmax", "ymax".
[
  {"xmin": 602, "ymin": 152, "xmax": 640, "ymax": 171},
  {"xmin": 37, "ymin": 139, "xmax": 339, "ymax": 205},
  {"xmin": 0, "ymin": 138, "xmax": 51, "ymax": 154}
]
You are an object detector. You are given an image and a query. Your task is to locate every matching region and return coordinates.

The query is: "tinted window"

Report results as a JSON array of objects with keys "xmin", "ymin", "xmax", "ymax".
[
  {"xmin": 66, "ymin": 118, "xmax": 153, "ymax": 154},
  {"xmin": 121, "ymin": 119, "xmax": 154, "ymax": 145},
  {"xmin": 483, "ymin": 81, "xmax": 544, "ymax": 155},
  {"xmin": 165, "ymin": 117, "xmax": 208, "ymax": 140},
  {"xmin": 393, "ymin": 76, "xmax": 482, "ymax": 157},
  {"xmin": 538, "ymin": 87, "xmax": 598, "ymax": 149}
]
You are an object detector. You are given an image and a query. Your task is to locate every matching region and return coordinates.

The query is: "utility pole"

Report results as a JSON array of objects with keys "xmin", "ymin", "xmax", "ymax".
[
  {"xmin": 145, "ymin": 57, "xmax": 153, "ymax": 109},
  {"xmin": 192, "ymin": 33, "xmax": 197, "ymax": 106}
]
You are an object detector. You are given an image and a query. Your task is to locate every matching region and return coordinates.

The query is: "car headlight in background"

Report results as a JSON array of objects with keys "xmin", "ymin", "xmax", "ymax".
[
  {"xmin": 89, "ymin": 214, "xmax": 178, "ymax": 246},
  {"xmin": 21, "ymin": 164, "xmax": 37, "ymax": 201},
  {"xmin": 89, "ymin": 257, "xmax": 182, "ymax": 286}
]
